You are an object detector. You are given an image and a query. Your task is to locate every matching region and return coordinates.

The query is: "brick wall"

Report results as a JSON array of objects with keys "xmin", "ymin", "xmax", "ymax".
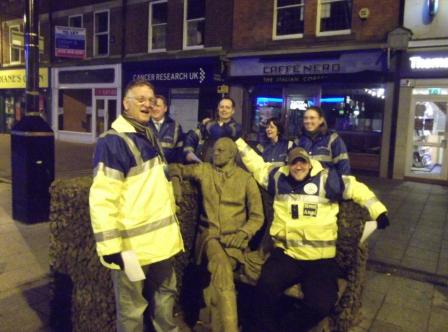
[
  {"xmin": 125, "ymin": 2, "xmax": 149, "ymax": 54},
  {"xmin": 233, "ymin": 0, "xmax": 400, "ymax": 51}
]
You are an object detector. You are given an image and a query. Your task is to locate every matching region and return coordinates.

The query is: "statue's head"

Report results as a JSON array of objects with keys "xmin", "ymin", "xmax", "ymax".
[{"xmin": 213, "ymin": 137, "xmax": 237, "ymax": 168}]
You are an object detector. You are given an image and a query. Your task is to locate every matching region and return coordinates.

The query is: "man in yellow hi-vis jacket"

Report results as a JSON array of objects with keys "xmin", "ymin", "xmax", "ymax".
[
  {"xmin": 235, "ymin": 138, "xmax": 389, "ymax": 332},
  {"xmin": 89, "ymin": 79, "xmax": 183, "ymax": 332}
]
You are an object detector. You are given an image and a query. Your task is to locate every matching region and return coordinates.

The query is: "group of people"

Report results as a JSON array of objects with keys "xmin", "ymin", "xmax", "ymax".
[{"xmin": 89, "ymin": 79, "xmax": 390, "ymax": 332}]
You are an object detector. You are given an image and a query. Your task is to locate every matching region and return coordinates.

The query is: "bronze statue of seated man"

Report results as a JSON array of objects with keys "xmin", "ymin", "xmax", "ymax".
[{"xmin": 170, "ymin": 137, "xmax": 264, "ymax": 332}]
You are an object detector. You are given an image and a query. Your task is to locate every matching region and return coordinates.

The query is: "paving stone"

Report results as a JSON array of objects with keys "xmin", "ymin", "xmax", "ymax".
[
  {"xmin": 376, "ymin": 302, "xmax": 429, "ymax": 332},
  {"xmin": 409, "ymin": 237, "xmax": 441, "ymax": 251},
  {"xmin": 428, "ymin": 307, "xmax": 448, "ymax": 332},
  {"xmin": 432, "ymin": 286, "xmax": 448, "ymax": 310},
  {"xmin": 401, "ymin": 256, "xmax": 438, "ymax": 274},
  {"xmin": 384, "ymin": 277, "xmax": 433, "ymax": 314},
  {"xmin": 403, "ymin": 246, "xmax": 439, "ymax": 263},
  {"xmin": 369, "ymin": 319, "xmax": 406, "ymax": 332},
  {"xmin": 364, "ymin": 272, "xmax": 395, "ymax": 295}
]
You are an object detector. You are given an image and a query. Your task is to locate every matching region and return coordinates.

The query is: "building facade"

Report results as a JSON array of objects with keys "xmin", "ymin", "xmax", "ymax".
[
  {"xmin": 228, "ymin": 0, "xmax": 401, "ymax": 177},
  {"xmin": 393, "ymin": 0, "xmax": 448, "ymax": 184}
]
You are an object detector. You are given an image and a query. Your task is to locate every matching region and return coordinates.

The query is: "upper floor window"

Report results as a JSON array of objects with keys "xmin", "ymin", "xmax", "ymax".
[
  {"xmin": 273, "ymin": 0, "xmax": 304, "ymax": 40},
  {"xmin": 183, "ymin": 0, "xmax": 205, "ymax": 49},
  {"xmin": 94, "ymin": 10, "xmax": 109, "ymax": 56},
  {"xmin": 9, "ymin": 25, "xmax": 23, "ymax": 64},
  {"xmin": 317, "ymin": 0, "xmax": 352, "ymax": 36},
  {"xmin": 149, "ymin": 0, "xmax": 167, "ymax": 52},
  {"xmin": 69, "ymin": 14, "xmax": 83, "ymax": 28}
]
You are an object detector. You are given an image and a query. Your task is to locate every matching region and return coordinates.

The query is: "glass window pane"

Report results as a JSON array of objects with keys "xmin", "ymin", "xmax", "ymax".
[
  {"xmin": 69, "ymin": 16, "xmax": 82, "ymax": 28},
  {"xmin": 320, "ymin": 0, "xmax": 352, "ymax": 32},
  {"xmin": 95, "ymin": 12, "xmax": 108, "ymax": 33},
  {"xmin": 187, "ymin": 0, "xmax": 205, "ymax": 20},
  {"xmin": 97, "ymin": 34, "xmax": 109, "ymax": 55},
  {"xmin": 278, "ymin": 0, "xmax": 303, "ymax": 7},
  {"xmin": 152, "ymin": 2, "xmax": 168, "ymax": 24},
  {"xmin": 152, "ymin": 24, "xmax": 166, "ymax": 49},
  {"xmin": 11, "ymin": 48, "xmax": 20, "ymax": 62},
  {"xmin": 187, "ymin": 19, "xmax": 204, "ymax": 47},
  {"xmin": 277, "ymin": 7, "xmax": 304, "ymax": 35}
]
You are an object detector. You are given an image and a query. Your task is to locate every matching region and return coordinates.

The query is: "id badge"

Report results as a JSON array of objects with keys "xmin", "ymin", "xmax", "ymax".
[{"xmin": 291, "ymin": 204, "xmax": 299, "ymax": 219}]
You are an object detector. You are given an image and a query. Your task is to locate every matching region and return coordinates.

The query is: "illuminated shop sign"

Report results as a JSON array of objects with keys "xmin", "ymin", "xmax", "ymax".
[
  {"xmin": 123, "ymin": 57, "xmax": 222, "ymax": 88},
  {"xmin": 0, "ymin": 68, "xmax": 48, "ymax": 89},
  {"xmin": 410, "ymin": 56, "xmax": 448, "ymax": 69},
  {"xmin": 230, "ymin": 51, "xmax": 384, "ymax": 77}
]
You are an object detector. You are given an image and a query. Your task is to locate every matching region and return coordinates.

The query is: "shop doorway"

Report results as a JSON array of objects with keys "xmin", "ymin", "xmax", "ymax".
[
  {"xmin": 406, "ymin": 95, "xmax": 448, "ymax": 180},
  {"xmin": 94, "ymin": 98, "xmax": 117, "ymax": 137}
]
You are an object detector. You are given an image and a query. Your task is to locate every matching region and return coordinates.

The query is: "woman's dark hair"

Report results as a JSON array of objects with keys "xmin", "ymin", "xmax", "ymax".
[
  {"xmin": 304, "ymin": 106, "xmax": 328, "ymax": 134},
  {"xmin": 266, "ymin": 117, "xmax": 284, "ymax": 138}
]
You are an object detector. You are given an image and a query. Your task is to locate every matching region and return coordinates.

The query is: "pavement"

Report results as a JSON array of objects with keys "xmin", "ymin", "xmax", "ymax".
[{"xmin": 0, "ymin": 133, "xmax": 447, "ymax": 331}]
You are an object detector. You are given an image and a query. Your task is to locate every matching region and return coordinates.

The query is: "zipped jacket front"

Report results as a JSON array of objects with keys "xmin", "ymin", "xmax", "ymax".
[{"xmin": 89, "ymin": 116, "xmax": 184, "ymax": 269}]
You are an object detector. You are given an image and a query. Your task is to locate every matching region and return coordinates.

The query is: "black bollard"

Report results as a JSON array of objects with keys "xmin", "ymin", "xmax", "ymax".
[{"xmin": 11, "ymin": 115, "xmax": 54, "ymax": 223}]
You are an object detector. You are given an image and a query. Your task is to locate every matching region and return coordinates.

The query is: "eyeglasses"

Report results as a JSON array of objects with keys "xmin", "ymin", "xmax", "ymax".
[{"xmin": 127, "ymin": 96, "xmax": 156, "ymax": 106}]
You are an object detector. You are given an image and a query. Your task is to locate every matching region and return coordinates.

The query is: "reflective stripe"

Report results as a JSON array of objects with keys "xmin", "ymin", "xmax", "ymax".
[
  {"xmin": 333, "ymin": 152, "xmax": 349, "ymax": 163},
  {"xmin": 161, "ymin": 141, "xmax": 174, "ymax": 149},
  {"xmin": 240, "ymin": 144, "xmax": 252, "ymax": 158},
  {"xmin": 173, "ymin": 123, "xmax": 180, "ymax": 145},
  {"xmin": 127, "ymin": 157, "xmax": 161, "ymax": 177},
  {"xmin": 319, "ymin": 170, "xmax": 327, "ymax": 199},
  {"xmin": 275, "ymin": 194, "xmax": 329, "ymax": 204},
  {"xmin": 342, "ymin": 176, "xmax": 352, "ymax": 199},
  {"xmin": 329, "ymin": 132, "xmax": 339, "ymax": 145},
  {"xmin": 94, "ymin": 228, "xmax": 121, "ymax": 242},
  {"xmin": 363, "ymin": 197, "xmax": 379, "ymax": 209},
  {"xmin": 121, "ymin": 215, "xmax": 176, "ymax": 238},
  {"xmin": 184, "ymin": 146, "xmax": 195, "ymax": 153},
  {"xmin": 288, "ymin": 140, "xmax": 294, "ymax": 149},
  {"xmin": 273, "ymin": 171, "xmax": 282, "ymax": 195},
  {"xmin": 312, "ymin": 155, "xmax": 333, "ymax": 162},
  {"xmin": 271, "ymin": 161, "xmax": 285, "ymax": 168},
  {"xmin": 285, "ymin": 239, "xmax": 336, "ymax": 248},
  {"xmin": 94, "ymin": 215, "xmax": 177, "ymax": 243},
  {"xmin": 94, "ymin": 162, "xmax": 125, "ymax": 180},
  {"xmin": 256, "ymin": 144, "xmax": 264, "ymax": 153},
  {"xmin": 176, "ymin": 140, "xmax": 183, "ymax": 148},
  {"xmin": 107, "ymin": 131, "xmax": 144, "ymax": 165}
]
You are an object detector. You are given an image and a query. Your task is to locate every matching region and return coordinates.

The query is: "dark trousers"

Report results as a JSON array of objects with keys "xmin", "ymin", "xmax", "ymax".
[{"xmin": 253, "ymin": 248, "xmax": 340, "ymax": 332}]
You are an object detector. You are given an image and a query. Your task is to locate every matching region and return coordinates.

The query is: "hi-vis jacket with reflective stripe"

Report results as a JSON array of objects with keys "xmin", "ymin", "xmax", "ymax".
[
  {"xmin": 183, "ymin": 118, "xmax": 242, "ymax": 159},
  {"xmin": 89, "ymin": 115, "xmax": 184, "ymax": 269},
  {"xmin": 297, "ymin": 131, "xmax": 351, "ymax": 175},
  {"xmin": 148, "ymin": 116, "xmax": 184, "ymax": 163},
  {"xmin": 236, "ymin": 138, "xmax": 387, "ymax": 261}
]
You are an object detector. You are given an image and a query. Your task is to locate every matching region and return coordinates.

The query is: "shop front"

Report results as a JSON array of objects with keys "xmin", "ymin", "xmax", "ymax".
[
  {"xmin": 0, "ymin": 68, "xmax": 49, "ymax": 133},
  {"xmin": 122, "ymin": 57, "xmax": 225, "ymax": 132},
  {"xmin": 51, "ymin": 64, "xmax": 121, "ymax": 143},
  {"xmin": 228, "ymin": 50, "xmax": 392, "ymax": 175},
  {"xmin": 394, "ymin": 50, "xmax": 448, "ymax": 183}
]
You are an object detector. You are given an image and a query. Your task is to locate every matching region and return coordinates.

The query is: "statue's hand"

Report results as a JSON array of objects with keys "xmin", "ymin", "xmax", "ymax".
[{"xmin": 221, "ymin": 231, "xmax": 249, "ymax": 249}]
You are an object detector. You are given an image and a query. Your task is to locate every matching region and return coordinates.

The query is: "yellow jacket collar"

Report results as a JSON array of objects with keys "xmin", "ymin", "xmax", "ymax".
[{"xmin": 112, "ymin": 115, "xmax": 137, "ymax": 133}]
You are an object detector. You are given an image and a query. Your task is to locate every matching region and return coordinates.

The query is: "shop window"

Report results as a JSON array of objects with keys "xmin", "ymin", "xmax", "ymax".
[
  {"xmin": 69, "ymin": 14, "xmax": 83, "ymax": 28},
  {"xmin": 9, "ymin": 25, "xmax": 24, "ymax": 64},
  {"xmin": 149, "ymin": 0, "xmax": 167, "ymax": 52},
  {"xmin": 317, "ymin": 0, "xmax": 352, "ymax": 36},
  {"xmin": 273, "ymin": 0, "xmax": 304, "ymax": 40},
  {"xmin": 183, "ymin": 0, "xmax": 205, "ymax": 49},
  {"xmin": 94, "ymin": 10, "xmax": 109, "ymax": 56},
  {"xmin": 58, "ymin": 89, "xmax": 92, "ymax": 133}
]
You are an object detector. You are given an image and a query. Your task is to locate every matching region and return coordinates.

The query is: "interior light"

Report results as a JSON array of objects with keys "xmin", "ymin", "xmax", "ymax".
[{"xmin": 256, "ymin": 97, "xmax": 283, "ymax": 104}]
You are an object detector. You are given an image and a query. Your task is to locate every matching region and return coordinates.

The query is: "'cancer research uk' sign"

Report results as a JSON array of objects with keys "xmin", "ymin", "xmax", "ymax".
[{"xmin": 55, "ymin": 26, "xmax": 86, "ymax": 59}]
